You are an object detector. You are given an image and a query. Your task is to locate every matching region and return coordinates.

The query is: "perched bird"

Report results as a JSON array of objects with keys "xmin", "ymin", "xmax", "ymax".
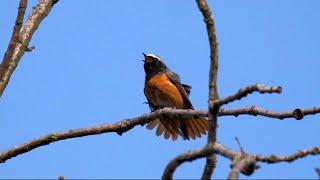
[{"xmin": 143, "ymin": 53, "xmax": 208, "ymax": 141}]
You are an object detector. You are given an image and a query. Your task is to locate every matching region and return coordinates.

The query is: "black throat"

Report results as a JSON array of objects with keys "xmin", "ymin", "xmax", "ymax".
[{"xmin": 144, "ymin": 68, "xmax": 165, "ymax": 81}]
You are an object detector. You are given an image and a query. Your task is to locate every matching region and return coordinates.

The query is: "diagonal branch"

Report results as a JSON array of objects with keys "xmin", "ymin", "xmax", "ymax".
[
  {"xmin": 0, "ymin": 0, "xmax": 28, "ymax": 96},
  {"xmin": 0, "ymin": 0, "xmax": 58, "ymax": 97},
  {"xmin": 195, "ymin": 0, "xmax": 220, "ymax": 178},
  {"xmin": 215, "ymin": 84, "xmax": 282, "ymax": 107},
  {"xmin": 0, "ymin": 108, "xmax": 207, "ymax": 164},
  {"xmin": 0, "ymin": 108, "xmax": 173, "ymax": 164}
]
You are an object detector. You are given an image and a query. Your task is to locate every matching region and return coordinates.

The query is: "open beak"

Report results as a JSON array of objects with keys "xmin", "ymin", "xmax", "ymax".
[{"xmin": 142, "ymin": 52, "xmax": 147, "ymax": 62}]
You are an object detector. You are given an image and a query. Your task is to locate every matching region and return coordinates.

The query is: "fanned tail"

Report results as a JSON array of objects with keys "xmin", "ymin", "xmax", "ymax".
[{"xmin": 146, "ymin": 117, "xmax": 208, "ymax": 141}]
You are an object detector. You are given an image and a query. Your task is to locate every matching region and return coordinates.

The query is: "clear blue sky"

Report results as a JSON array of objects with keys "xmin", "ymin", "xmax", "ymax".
[{"xmin": 1, "ymin": 0, "xmax": 319, "ymax": 179}]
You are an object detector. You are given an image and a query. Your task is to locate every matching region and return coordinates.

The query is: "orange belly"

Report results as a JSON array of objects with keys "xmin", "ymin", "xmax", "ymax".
[{"xmin": 145, "ymin": 73, "xmax": 185, "ymax": 109}]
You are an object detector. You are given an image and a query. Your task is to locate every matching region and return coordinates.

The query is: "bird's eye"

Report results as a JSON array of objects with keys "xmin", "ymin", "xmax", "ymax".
[{"xmin": 153, "ymin": 58, "xmax": 160, "ymax": 65}]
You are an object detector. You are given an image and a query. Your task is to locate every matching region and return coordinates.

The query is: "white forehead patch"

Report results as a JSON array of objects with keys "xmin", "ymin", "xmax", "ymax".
[{"xmin": 146, "ymin": 53, "xmax": 161, "ymax": 60}]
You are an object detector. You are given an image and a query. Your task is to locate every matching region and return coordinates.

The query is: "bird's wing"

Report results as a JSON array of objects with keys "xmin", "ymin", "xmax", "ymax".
[
  {"xmin": 168, "ymin": 72, "xmax": 192, "ymax": 97},
  {"xmin": 182, "ymin": 84, "xmax": 192, "ymax": 97},
  {"xmin": 165, "ymin": 71, "xmax": 193, "ymax": 109}
]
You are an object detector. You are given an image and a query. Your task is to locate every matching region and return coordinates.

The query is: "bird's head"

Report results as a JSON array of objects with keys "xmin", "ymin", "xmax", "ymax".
[{"xmin": 143, "ymin": 53, "xmax": 167, "ymax": 74}]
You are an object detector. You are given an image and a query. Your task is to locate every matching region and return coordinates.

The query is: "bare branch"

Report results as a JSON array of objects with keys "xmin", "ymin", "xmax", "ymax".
[
  {"xmin": 255, "ymin": 147, "xmax": 320, "ymax": 163},
  {"xmin": 235, "ymin": 137, "xmax": 245, "ymax": 154},
  {"xmin": 0, "ymin": 103, "xmax": 319, "ymax": 165},
  {"xmin": 162, "ymin": 142, "xmax": 238, "ymax": 180},
  {"xmin": 0, "ymin": 0, "xmax": 58, "ymax": 97},
  {"xmin": 0, "ymin": 108, "xmax": 204, "ymax": 164},
  {"xmin": 0, "ymin": 0, "xmax": 28, "ymax": 96},
  {"xmin": 163, "ymin": 142, "xmax": 320, "ymax": 179},
  {"xmin": 195, "ymin": 0, "xmax": 219, "ymax": 178},
  {"xmin": 228, "ymin": 156, "xmax": 256, "ymax": 180},
  {"xmin": 315, "ymin": 168, "xmax": 320, "ymax": 179},
  {"xmin": 219, "ymin": 105, "xmax": 320, "ymax": 120},
  {"xmin": 215, "ymin": 84, "xmax": 282, "ymax": 107}
]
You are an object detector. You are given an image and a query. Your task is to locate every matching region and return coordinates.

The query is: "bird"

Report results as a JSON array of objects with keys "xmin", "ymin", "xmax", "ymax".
[{"xmin": 143, "ymin": 53, "xmax": 208, "ymax": 141}]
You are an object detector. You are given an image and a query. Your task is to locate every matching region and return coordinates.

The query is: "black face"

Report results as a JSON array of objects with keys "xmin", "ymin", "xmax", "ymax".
[{"xmin": 143, "ymin": 53, "xmax": 167, "ymax": 75}]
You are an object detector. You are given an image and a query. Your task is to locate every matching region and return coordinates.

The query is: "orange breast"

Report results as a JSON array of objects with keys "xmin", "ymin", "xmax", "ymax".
[{"xmin": 145, "ymin": 73, "xmax": 185, "ymax": 108}]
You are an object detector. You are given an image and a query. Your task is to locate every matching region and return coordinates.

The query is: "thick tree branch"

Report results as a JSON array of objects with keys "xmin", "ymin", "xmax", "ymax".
[
  {"xmin": 0, "ymin": 103, "xmax": 319, "ymax": 165},
  {"xmin": 0, "ymin": 108, "xmax": 206, "ymax": 164},
  {"xmin": 163, "ymin": 143, "xmax": 320, "ymax": 179},
  {"xmin": 162, "ymin": 142, "xmax": 238, "ymax": 180},
  {"xmin": 195, "ymin": 0, "xmax": 219, "ymax": 178},
  {"xmin": 0, "ymin": 0, "xmax": 58, "ymax": 97},
  {"xmin": 162, "ymin": 142, "xmax": 257, "ymax": 180},
  {"xmin": 0, "ymin": 108, "xmax": 174, "ymax": 164},
  {"xmin": 0, "ymin": 0, "xmax": 27, "ymax": 96}
]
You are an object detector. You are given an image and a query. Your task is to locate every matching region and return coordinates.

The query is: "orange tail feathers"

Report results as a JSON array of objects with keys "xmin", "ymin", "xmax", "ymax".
[{"xmin": 146, "ymin": 117, "xmax": 208, "ymax": 141}]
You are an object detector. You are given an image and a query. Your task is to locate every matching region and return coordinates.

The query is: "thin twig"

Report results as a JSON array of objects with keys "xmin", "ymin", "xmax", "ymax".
[
  {"xmin": 235, "ymin": 137, "xmax": 244, "ymax": 154},
  {"xmin": 214, "ymin": 84, "xmax": 282, "ymax": 107},
  {"xmin": 0, "ymin": 0, "xmax": 28, "ymax": 96},
  {"xmin": 195, "ymin": 0, "xmax": 220, "ymax": 178},
  {"xmin": 255, "ymin": 147, "xmax": 320, "ymax": 163},
  {"xmin": 315, "ymin": 168, "xmax": 320, "ymax": 179},
  {"xmin": 0, "ymin": 0, "xmax": 58, "ymax": 97},
  {"xmin": 219, "ymin": 105, "xmax": 320, "ymax": 120}
]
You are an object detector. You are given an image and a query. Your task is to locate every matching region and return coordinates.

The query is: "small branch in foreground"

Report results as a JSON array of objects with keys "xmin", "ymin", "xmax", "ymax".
[
  {"xmin": 228, "ymin": 156, "xmax": 256, "ymax": 180},
  {"xmin": 162, "ymin": 142, "xmax": 238, "ymax": 180},
  {"xmin": 164, "ymin": 143, "xmax": 320, "ymax": 179},
  {"xmin": 0, "ymin": 0, "xmax": 58, "ymax": 97},
  {"xmin": 214, "ymin": 84, "xmax": 282, "ymax": 107},
  {"xmin": 0, "ymin": 0, "xmax": 27, "ymax": 96},
  {"xmin": 162, "ymin": 142, "xmax": 257, "ymax": 180}
]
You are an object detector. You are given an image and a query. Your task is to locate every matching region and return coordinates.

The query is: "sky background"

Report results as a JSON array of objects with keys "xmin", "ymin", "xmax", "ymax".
[{"xmin": 0, "ymin": 0, "xmax": 319, "ymax": 179}]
